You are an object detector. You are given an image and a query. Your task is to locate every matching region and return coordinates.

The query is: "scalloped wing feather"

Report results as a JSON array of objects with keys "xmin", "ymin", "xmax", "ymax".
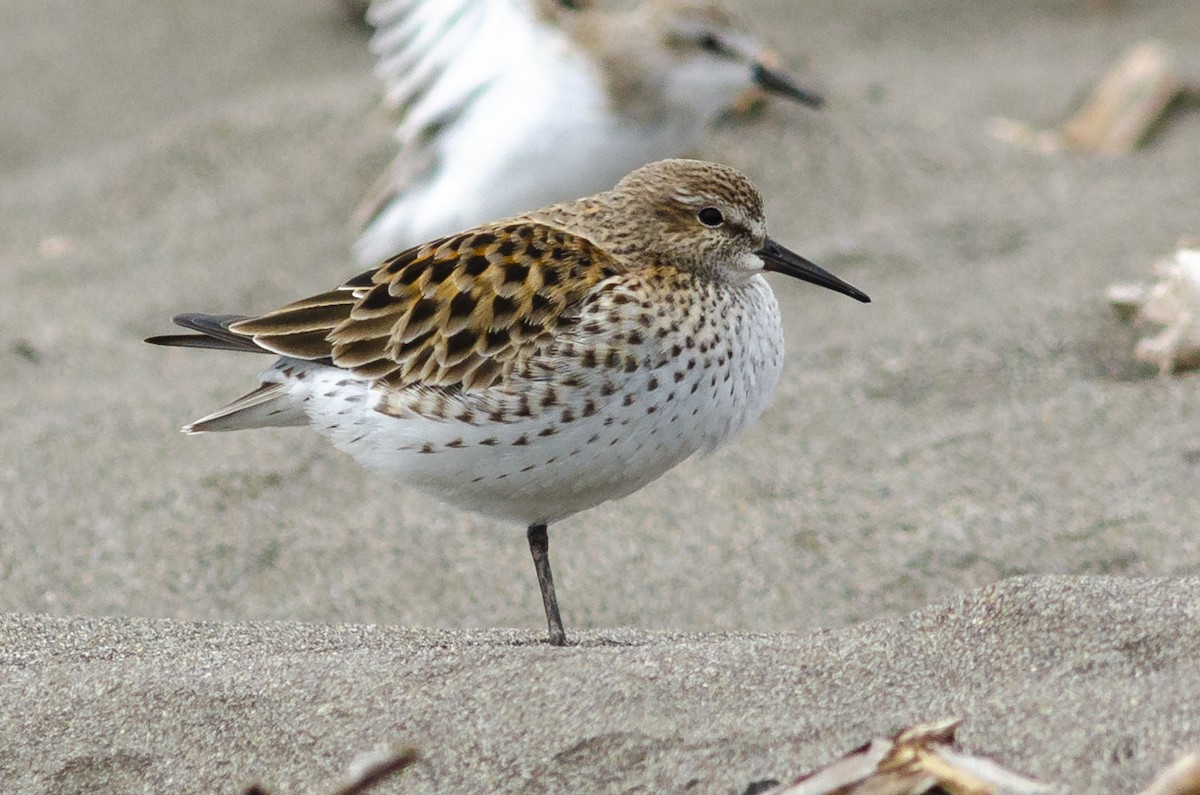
[{"xmin": 230, "ymin": 221, "xmax": 623, "ymax": 391}]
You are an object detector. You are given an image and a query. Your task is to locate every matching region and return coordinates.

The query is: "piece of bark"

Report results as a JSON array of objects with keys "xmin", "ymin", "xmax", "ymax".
[{"xmin": 989, "ymin": 40, "xmax": 1185, "ymax": 155}]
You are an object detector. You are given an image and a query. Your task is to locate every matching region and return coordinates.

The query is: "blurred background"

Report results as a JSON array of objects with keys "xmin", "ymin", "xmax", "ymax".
[{"xmin": 1, "ymin": 0, "xmax": 1198, "ymax": 636}]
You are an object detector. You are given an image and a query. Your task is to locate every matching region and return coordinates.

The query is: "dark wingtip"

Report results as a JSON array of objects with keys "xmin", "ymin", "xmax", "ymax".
[
  {"xmin": 170, "ymin": 313, "xmax": 251, "ymax": 334},
  {"xmin": 145, "ymin": 313, "xmax": 264, "ymax": 353}
]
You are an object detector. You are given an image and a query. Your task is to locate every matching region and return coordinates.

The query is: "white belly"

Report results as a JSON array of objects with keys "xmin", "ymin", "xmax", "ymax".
[{"xmin": 283, "ymin": 274, "xmax": 784, "ymax": 526}]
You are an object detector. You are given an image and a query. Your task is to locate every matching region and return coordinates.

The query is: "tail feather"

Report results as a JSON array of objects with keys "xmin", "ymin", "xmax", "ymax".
[
  {"xmin": 184, "ymin": 382, "xmax": 306, "ymax": 434},
  {"xmin": 146, "ymin": 313, "xmax": 264, "ymax": 354}
]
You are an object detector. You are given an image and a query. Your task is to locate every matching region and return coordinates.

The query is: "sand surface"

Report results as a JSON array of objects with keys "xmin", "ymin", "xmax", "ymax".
[{"xmin": 2, "ymin": 0, "xmax": 1199, "ymax": 792}]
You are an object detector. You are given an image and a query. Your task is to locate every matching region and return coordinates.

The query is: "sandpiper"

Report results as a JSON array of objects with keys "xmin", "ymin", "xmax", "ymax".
[
  {"xmin": 353, "ymin": 0, "xmax": 824, "ymax": 264},
  {"xmin": 148, "ymin": 158, "xmax": 869, "ymax": 645}
]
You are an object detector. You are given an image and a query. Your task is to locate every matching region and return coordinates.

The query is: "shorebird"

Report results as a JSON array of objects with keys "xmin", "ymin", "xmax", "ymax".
[
  {"xmin": 352, "ymin": 0, "xmax": 824, "ymax": 264},
  {"xmin": 149, "ymin": 158, "xmax": 869, "ymax": 645}
]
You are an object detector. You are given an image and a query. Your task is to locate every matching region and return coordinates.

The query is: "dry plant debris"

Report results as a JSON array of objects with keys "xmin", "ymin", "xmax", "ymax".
[
  {"xmin": 227, "ymin": 728, "xmax": 1200, "ymax": 794},
  {"xmin": 762, "ymin": 719, "xmax": 1057, "ymax": 795},
  {"xmin": 243, "ymin": 745, "xmax": 419, "ymax": 795}
]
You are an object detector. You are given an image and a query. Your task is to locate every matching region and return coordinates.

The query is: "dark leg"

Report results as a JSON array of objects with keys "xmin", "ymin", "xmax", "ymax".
[{"xmin": 526, "ymin": 523, "xmax": 566, "ymax": 646}]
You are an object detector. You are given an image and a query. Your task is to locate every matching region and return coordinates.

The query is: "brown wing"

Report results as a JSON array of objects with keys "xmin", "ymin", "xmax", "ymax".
[{"xmin": 229, "ymin": 222, "xmax": 624, "ymax": 391}]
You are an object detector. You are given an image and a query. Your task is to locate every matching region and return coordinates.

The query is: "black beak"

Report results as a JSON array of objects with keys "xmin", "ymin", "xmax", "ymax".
[
  {"xmin": 757, "ymin": 237, "xmax": 870, "ymax": 303},
  {"xmin": 752, "ymin": 63, "xmax": 824, "ymax": 109}
]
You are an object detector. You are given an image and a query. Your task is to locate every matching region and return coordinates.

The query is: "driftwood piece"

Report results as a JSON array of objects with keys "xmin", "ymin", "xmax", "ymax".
[
  {"xmin": 1136, "ymin": 747, "xmax": 1200, "ymax": 795},
  {"xmin": 989, "ymin": 40, "xmax": 1186, "ymax": 155}
]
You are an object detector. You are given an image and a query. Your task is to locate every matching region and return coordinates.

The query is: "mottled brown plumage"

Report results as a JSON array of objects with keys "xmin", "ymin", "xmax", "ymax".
[
  {"xmin": 232, "ymin": 223, "xmax": 623, "ymax": 391},
  {"xmin": 147, "ymin": 158, "xmax": 869, "ymax": 646}
]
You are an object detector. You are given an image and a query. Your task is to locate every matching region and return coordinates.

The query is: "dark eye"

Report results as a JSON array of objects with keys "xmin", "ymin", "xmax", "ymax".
[
  {"xmin": 697, "ymin": 207, "xmax": 724, "ymax": 227},
  {"xmin": 698, "ymin": 33, "xmax": 724, "ymax": 54}
]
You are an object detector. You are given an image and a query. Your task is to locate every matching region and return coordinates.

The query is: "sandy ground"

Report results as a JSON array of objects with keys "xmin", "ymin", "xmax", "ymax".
[{"xmin": 2, "ymin": 0, "xmax": 1199, "ymax": 791}]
